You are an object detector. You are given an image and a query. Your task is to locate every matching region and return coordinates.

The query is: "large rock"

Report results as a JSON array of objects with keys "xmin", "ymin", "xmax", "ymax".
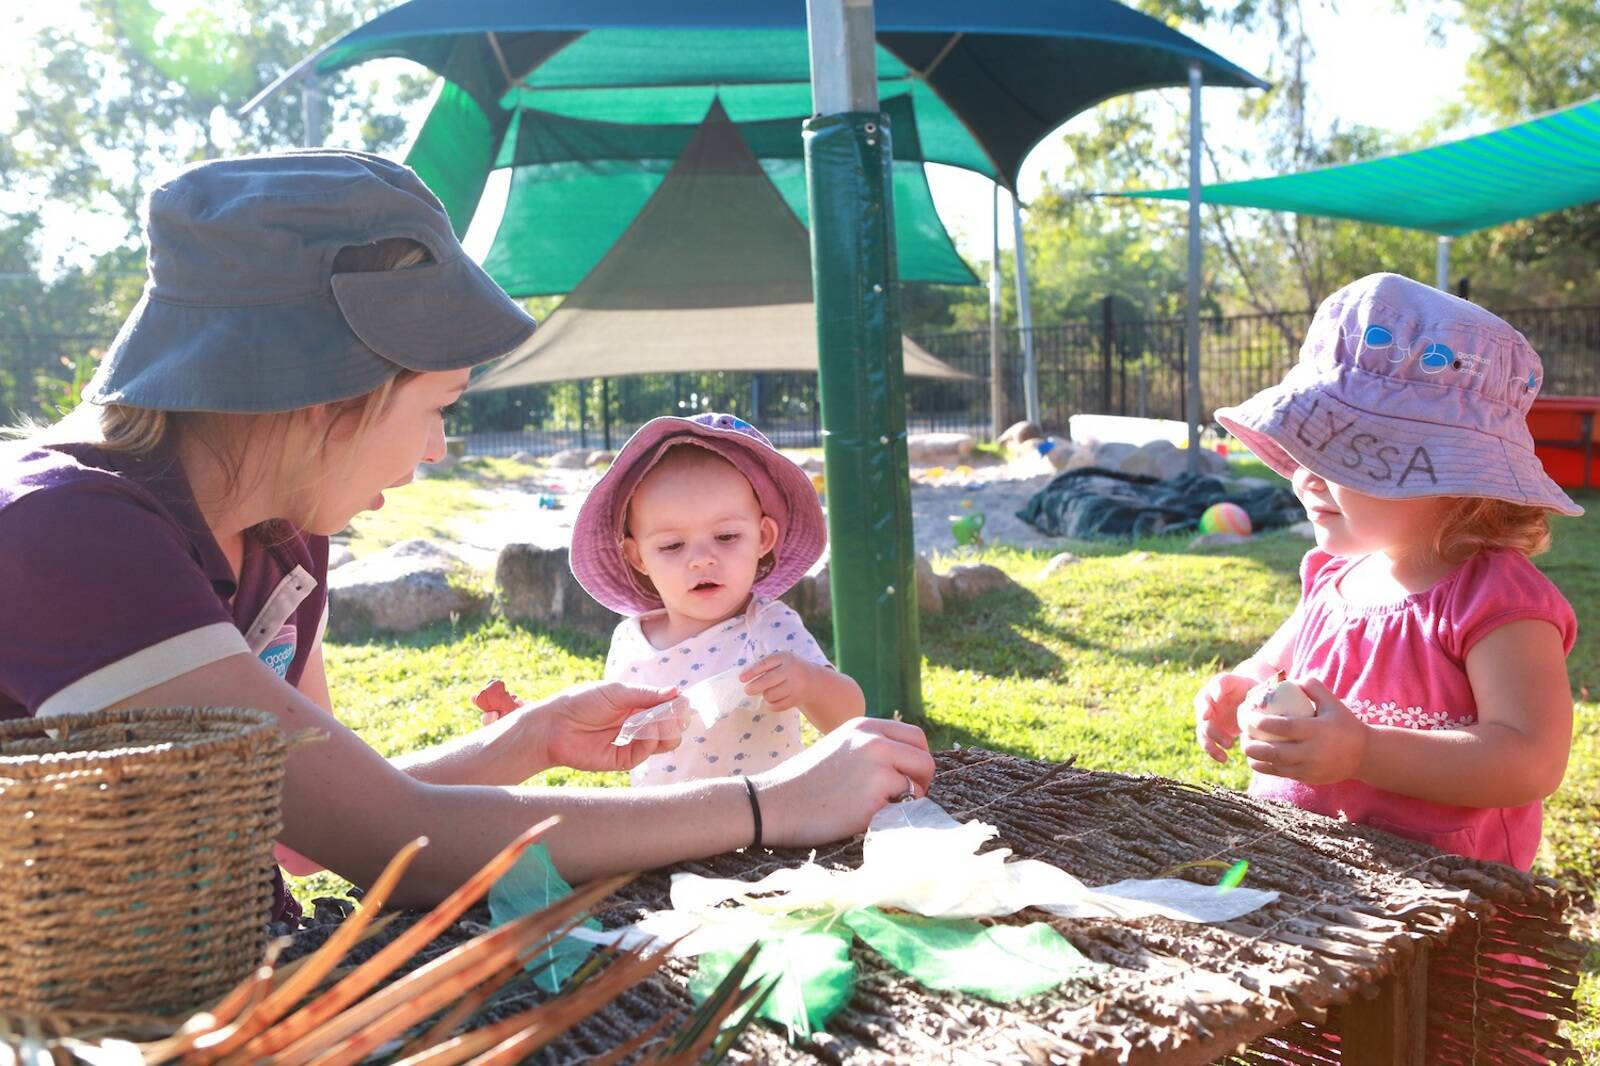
[
  {"xmin": 327, "ymin": 539, "xmax": 489, "ymax": 639},
  {"xmin": 914, "ymin": 554, "xmax": 944, "ymax": 615},
  {"xmin": 942, "ymin": 563, "xmax": 1019, "ymax": 602},
  {"xmin": 547, "ymin": 448, "xmax": 592, "ymax": 469},
  {"xmin": 1064, "ymin": 441, "xmax": 1136, "ymax": 472},
  {"xmin": 997, "ymin": 420, "xmax": 1043, "ymax": 446},
  {"xmin": 327, "ymin": 543, "xmax": 355, "ymax": 570},
  {"xmin": 906, "ymin": 432, "xmax": 976, "ymax": 465},
  {"xmin": 780, "ymin": 564, "xmax": 832, "ymax": 627},
  {"xmin": 1119, "ymin": 440, "xmax": 1187, "ymax": 480},
  {"xmin": 496, "ymin": 544, "xmax": 621, "ymax": 634},
  {"xmin": 586, "ymin": 450, "xmax": 616, "ymax": 467}
]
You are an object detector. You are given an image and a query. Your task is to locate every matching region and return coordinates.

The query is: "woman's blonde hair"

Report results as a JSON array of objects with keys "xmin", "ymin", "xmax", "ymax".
[
  {"xmin": 1432, "ymin": 496, "xmax": 1552, "ymax": 562},
  {"xmin": 18, "ymin": 238, "xmax": 432, "ymax": 517}
]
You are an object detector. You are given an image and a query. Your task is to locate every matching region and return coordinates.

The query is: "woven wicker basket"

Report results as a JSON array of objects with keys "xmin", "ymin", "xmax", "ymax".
[{"xmin": 0, "ymin": 706, "xmax": 290, "ymax": 1015}]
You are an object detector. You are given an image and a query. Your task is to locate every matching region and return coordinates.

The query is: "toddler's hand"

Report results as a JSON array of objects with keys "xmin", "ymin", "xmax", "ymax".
[
  {"xmin": 740, "ymin": 653, "xmax": 813, "ymax": 710},
  {"xmin": 474, "ymin": 678, "xmax": 522, "ymax": 725},
  {"xmin": 1193, "ymin": 671, "xmax": 1256, "ymax": 762},
  {"xmin": 1239, "ymin": 677, "xmax": 1369, "ymax": 785}
]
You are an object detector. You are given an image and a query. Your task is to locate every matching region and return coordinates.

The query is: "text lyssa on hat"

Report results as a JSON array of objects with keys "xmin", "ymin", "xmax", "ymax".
[
  {"xmin": 84, "ymin": 149, "xmax": 538, "ymax": 414},
  {"xmin": 1216, "ymin": 273, "xmax": 1581, "ymax": 517}
]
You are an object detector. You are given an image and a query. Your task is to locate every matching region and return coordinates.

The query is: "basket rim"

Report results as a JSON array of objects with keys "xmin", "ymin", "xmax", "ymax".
[{"xmin": 0, "ymin": 706, "xmax": 284, "ymax": 775}]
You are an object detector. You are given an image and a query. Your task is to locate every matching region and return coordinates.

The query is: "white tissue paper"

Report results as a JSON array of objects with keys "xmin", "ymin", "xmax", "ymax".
[
  {"xmin": 620, "ymin": 798, "xmax": 1279, "ymax": 957},
  {"xmin": 612, "ymin": 666, "xmax": 760, "ymax": 747}
]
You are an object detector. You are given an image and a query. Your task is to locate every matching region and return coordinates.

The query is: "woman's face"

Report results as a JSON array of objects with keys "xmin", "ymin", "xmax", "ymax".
[{"xmin": 300, "ymin": 369, "xmax": 469, "ymax": 535}]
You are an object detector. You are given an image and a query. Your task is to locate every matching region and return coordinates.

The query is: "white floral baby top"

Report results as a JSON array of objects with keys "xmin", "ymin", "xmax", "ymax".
[{"xmin": 604, "ymin": 595, "xmax": 831, "ymax": 786}]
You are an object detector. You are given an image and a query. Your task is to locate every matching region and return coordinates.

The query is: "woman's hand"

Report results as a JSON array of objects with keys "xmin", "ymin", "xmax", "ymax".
[
  {"xmin": 1193, "ymin": 671, "xmax": 1256, "ymax": 762},
  {"xmin": 751, "ymin": 717, "xmax": 935, "ymax": 848},
  {"xmin": 526, "ymin": 681, "xmax": 682, "ymax": 773},
  {"xmin": 1239, "ymin": 677, "xmax": 1369, "ymax": 785}
]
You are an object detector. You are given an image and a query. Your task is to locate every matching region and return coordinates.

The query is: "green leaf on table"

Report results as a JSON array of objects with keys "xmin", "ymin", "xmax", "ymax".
[
  {"xmin": 843, "ymin": 907, "xmax": 1102, "ymax": 1000},
  {"xmin": 691, "ymin": 924, "xmax": 856, "ymax": 1038}
]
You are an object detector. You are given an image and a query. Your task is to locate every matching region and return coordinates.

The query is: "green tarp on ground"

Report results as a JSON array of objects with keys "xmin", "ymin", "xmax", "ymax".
[{"xmin": 1118, "ymin": 95, "xmax": 1600, "ymax": 236}]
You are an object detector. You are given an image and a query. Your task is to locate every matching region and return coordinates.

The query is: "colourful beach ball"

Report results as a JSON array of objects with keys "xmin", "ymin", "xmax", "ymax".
[{"xmin": 1199, "ymin": 502, "xmax": 1252, "ymax": 536}]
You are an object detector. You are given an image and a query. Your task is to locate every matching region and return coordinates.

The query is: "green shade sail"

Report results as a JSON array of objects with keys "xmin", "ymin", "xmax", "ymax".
[
  {"xmin": 1118, "ymin": 96, "xmax": 1600, "ymax": 236},
  {"xmin": 448, "ymin": 93, "xmax": 977, "ymax": 295}
]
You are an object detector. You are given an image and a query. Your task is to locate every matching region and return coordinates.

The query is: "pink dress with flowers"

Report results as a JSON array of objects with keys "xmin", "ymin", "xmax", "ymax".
[{"xmin": 1250, "ymin": 548, "xmax": 1576, "ymax": 870}]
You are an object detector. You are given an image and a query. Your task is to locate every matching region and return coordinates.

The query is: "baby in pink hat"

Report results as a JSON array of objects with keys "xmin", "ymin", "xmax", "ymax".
[
  {"xmin": 1194, "ymin": 274, "xmax": 1581, "ymax": 870},
  {"xmin": 488, "ymin": 413, "xmax": 865, "ymax": 787}
]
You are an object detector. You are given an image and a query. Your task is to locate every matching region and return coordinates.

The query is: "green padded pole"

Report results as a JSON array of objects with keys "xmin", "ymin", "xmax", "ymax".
[{"xmin": 803, "ymin": 111, "xmax": 923, "ymax": 723}]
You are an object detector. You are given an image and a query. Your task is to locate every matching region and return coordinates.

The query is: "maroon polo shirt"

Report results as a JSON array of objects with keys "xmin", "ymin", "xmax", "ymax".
[{"xmin": 0, "ymin": 437, "xmax": 330, "ymax": 922}]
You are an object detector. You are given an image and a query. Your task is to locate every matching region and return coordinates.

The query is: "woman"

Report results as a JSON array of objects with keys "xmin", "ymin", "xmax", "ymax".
[{"xmin": 0, "ymin": 149, "xmax": 934, "ymax": 915}]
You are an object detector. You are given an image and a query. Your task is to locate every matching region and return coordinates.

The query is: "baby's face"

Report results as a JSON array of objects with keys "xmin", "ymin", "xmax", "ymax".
[
  {"xmin": 622, "ymin": 457, "xmax": 778, "ymax": 623},
  {"xmin": 1291, "ymin": 464, "xmax": 1448, "ymax": 557}
]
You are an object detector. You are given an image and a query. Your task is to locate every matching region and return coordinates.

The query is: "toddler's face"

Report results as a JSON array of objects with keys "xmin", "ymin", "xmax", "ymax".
[
  {"xmin": 622, "ymin": 457, "xmax": 779, "ymax": 623},
  {"xmin": 1291, "ymin": 464, "xmax": 1448, "ymax": 557}
]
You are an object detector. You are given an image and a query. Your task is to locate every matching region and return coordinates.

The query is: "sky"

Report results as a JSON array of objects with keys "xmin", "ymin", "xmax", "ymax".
[{"xmin": 2, "ymin": 0, "xmax": 1479, "ymax": 275}]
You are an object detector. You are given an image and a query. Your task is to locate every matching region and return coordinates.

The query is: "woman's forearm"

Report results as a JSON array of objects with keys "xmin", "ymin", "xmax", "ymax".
[{"xmin": 391, "ymin": 706, "xmax": 554, "ymax": 786}]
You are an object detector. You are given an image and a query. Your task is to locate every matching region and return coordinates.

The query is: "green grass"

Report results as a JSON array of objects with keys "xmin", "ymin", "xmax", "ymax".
[
  {"xmin": 305, "ymin": 470, "xmax": 1600, "ymax": 1046},
  {"xmin": 343, "ymin": 455, "xmax": 540, "ymax": 556}
]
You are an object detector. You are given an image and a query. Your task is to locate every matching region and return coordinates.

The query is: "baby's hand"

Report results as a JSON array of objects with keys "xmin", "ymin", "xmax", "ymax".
[
  {"xmin": 1193, "ymin": 671, "xmax": 1256, "ymax": 762},
  {"xmin": 473, "ymin": 678, "xmax": 523, "ymax": 725},
  {"xmin": 740, "ymin": 653, "xmax": 814, "ymax": 711}
]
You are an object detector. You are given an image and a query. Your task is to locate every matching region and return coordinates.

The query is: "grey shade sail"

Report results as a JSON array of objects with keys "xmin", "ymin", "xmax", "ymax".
[{"xmin": 468, "ymin": 102, "xmax": 970, "ymax": 391}]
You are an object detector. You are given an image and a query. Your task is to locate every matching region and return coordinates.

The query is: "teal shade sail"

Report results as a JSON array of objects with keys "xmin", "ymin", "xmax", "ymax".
[{"xmin": 1116, "ymin": 96, "xmax": 1600, "ymax": 236}]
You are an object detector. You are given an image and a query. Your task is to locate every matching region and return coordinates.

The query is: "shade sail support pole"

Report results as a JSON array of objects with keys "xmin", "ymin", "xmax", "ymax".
[
  {"xmin": 1435, "ymin": 236, "xmax": 1451, "ymax": 291},
  {"xmin": 301, "ymin": 71, "xmax": 323, "ymax": 147},
  {"xmin": 1011, "ymin": 190, "xmax": 1040, "ymax": 427},
  {"xmin": 806, "ymin": 0, "xmax": 922, "ymax": 723},
  {"xmin": 1184, "ymin": 61, "xmax": 1203, "ymax": 475},
  {"xmin": 989, "ymin": 183, "xmax": 1003, "ymax": 437}
]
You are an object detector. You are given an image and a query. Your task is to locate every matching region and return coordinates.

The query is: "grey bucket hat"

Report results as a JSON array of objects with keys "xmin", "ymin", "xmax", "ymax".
[{"xmin": 84, "ymin": 149, "xmax": 537, "ymax": 413}]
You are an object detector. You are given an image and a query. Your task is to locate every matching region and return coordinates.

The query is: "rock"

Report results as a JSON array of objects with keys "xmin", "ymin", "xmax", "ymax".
[
  {"xmin": 1040, "ymin": 439, "xmax": 1080, "ymax": 471},
  {"xmin": 1037, "ymin": 552, "xmax": 1079, "ymax": 580},
  {"xmin": 1188, "ymin": 532, "xmax": 1252, "ymax": 549},
  {"xmin": 509, "ymin": 451, "xmax": 534, "ymax": 464},
  {"xmin": 327, "ymin": 539, "xmax": 490, "ymax": 639},
  {"xmin": 914, "ymin": 554, "xmax": 943, "ymax": 615},
  {"xmin": 496, "ymin": 544, "xmax": 621, "ymax": 634},
  {"xmin": 942, "ymin": 563, "xmax": 1019, "ymax": 602},
  {"xmin": 997, "ymin": 420, "xmax": 1043, "ymax": 446},
  {"xmin": 1064, "ymin": 441, "xmax": 1136, "ymax": 472},
  {"xmin": 547, "ymin": 448, "xmax": 591, "ymax": 469},
  {"xmin": 1287, "ymin": 520, "xmax": 1316, "ymax": 539},
  {"xmin": 1119, "ymin": 440, "xmax": 1187, "ymax": 480},
  {"xmin": 906, "ymin": 432, "xmax": 976, "ymax": 465},
  {"xmin": 586, "ymin": 450, "xmax": 616, "ymax": 467},
  {"xmin": 794, "ymin": 454, "xmax": 825, "ymax": 475},
  {"xmin": 780, "ymin": 565, "xmax": 831, "ymax": 627},
  {"xmin": 1198, "ymin": 448, "xmax": 1230, "ymax": 475},
  {"xmin": 327, "ymin": 544, "xmax": 355, "ymax": 570}
]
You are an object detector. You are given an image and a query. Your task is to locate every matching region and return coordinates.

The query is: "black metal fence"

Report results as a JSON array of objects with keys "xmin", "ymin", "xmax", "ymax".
[{"xmin": 6, "ymin": 300, "xmax": 1598, "ymax": 454}]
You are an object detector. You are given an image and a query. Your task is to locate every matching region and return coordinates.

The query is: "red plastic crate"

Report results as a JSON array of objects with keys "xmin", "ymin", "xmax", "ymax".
[{"xmin": 1528, "ymin": 397, "xmax": 1600, "ymax": 491}]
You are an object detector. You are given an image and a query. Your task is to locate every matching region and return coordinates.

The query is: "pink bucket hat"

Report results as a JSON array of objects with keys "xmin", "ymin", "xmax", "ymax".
[
  {"xmin": 1216, "ymin": 273, "xmax": 1582, "ymax": 517},
  {"xmin": 570, "ymin": 413, "xmax": 827, "ymax": 615}
]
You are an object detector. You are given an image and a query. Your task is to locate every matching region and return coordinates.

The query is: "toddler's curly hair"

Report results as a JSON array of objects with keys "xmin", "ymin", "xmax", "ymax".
[{"xmin": 1433, "ymin": 497, "xmax": 1552, "ymax": 563}]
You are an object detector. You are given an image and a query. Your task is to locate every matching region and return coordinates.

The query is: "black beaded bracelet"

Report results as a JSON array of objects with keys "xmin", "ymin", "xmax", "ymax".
[{"xmin": 743, "ymin": 776, "xmax": 763, "ymax": 851}]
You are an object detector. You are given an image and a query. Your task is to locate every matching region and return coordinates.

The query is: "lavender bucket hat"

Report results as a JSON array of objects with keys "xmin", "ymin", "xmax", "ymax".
[
  {"xmin": 570, "ymin": 413, "xmax": 827, "ymax": 615},
  {"xmin": 1216, "ymin": 273, "xmax": 1582, "ymax": 517}
]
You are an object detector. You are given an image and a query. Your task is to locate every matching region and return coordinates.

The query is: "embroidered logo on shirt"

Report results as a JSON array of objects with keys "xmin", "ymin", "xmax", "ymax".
[{"xmin": 260, "ymin": 623, "xmax": 297, "ymax": 680}]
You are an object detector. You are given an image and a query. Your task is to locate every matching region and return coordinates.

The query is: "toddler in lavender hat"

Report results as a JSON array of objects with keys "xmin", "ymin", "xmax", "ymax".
[
  {"xmin": 1193, "ymin": 273, "xmax": 1581, "ymax": 870},
  {"xmin": 481, "ymin": 413, "xmax": 866, "ymax": 787}
]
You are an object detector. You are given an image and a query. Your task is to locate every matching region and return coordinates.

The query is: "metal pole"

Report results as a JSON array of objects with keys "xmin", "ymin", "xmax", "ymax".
[
  {"xmin": 805, "ymin": 0, "xmax": 921, "ymax": 723},
  {"xmin": 301, "ymin": 71, "xmax": 323, "ymax": 147},
  {"xmin": 1011, "ymin": 191, "xmax": 1040, "ymax": 427},
  {"xmin": 988, "ymin": 183, "xmax": 1003, "ymax": 437},
  {"xmin": 1435, "ymin": 236, "xmax": 1451, "ymax": 291},
  {"xmin": 1184, "ymin": 62, "xmax": 1204, "ymax": 475}
]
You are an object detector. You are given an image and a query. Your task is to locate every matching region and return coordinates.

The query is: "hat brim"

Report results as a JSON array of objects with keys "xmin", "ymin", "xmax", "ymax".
[
  {"xmin": 571, "ymin": 417, "xmax": 826, "ymax": 615},
  {"xmin": 333, "ymin": 253, "xmax": 536, "ymax": 373},
  {"xmin": 1217, "ymin": 376, "xmax": 1583, "ymax": 517},
  {"xmin": 86, "ymin": 254, "xmax": 537, "ymax": 414}
]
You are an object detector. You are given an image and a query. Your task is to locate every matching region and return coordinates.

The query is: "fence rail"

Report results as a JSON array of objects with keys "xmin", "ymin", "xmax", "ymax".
[{"xmin": 6, "ymin": 300, "xmax": 1598, "ymax": 456}]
